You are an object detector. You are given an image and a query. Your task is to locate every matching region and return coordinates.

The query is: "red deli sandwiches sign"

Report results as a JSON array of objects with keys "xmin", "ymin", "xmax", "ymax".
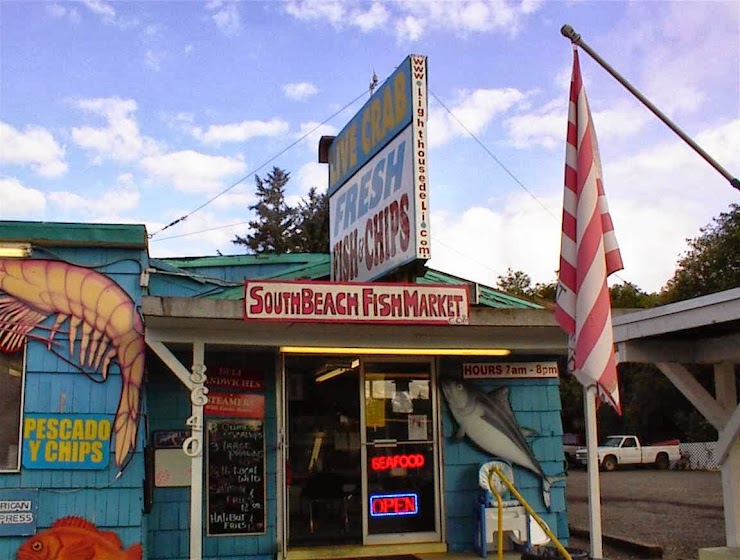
[{"xmin": 244, "ymin": 280, "xmax": 469, "ymax": 325}]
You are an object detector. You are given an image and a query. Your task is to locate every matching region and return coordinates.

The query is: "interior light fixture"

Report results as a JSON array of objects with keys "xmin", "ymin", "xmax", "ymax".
[
  {"xmin": 0, "ymin": 243, "xmax": 32, "ymax": 258},
  {"xmin": 282, "ymin": 346, "xmax": 511, "ymax": 357},
  {"xmin": 315, "ymin": 367, "xmax": 350, "ymax": 383}
]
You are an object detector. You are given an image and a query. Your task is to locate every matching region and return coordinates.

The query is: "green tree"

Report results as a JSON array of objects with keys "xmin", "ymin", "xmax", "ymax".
[
  {"xmin": 496, "ymin": 268, "xmax": 532, "ymax": 296},
  {"xmin": 661, "ymin": 203, "xmax": 740, "ymax": 302},
  {"xmin": 233, "ymin": 167, "xmax": 296, "ymax": 254},
  {"xmin": 293, "ymin": 187, "xmax": 329, "ymax": 253},
  {"xmin": 609, "ymin": 282, "xmax": 659, "ymax": 308}
]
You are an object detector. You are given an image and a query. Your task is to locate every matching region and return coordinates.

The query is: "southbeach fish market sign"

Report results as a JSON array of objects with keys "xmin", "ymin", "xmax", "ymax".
[
  {"xmin": 327, "ymin": 54, "xmax": 430, "ymax": 282},
  {"xmin": 244, "ymin": 280, "xmax": 469, "ymax": 325}
]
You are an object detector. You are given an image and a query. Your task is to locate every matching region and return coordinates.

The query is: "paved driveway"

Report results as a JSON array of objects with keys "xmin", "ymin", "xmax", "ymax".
[{"xmin": 565, "ymin": 469, "xmax": 725, "ymax": 559}]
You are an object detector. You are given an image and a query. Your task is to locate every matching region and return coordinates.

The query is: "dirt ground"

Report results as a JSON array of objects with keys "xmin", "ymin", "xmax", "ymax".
[{"xmin": 564, "ymin": 469, "xmax": 726, "ymax": 559}]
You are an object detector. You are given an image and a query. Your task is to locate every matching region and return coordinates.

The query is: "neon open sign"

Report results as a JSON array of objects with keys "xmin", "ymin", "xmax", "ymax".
[
  {"xmin": 370, "ymin": 453, "xmax": 425, "ymax": 471},
  {"xmin": 370, "ymin": 493, "xmax": 419, "ymax": 517}
]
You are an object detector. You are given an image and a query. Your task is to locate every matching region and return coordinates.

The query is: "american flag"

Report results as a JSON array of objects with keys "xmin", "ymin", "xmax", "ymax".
[{"xmin": 555, "ymin": 48, "xmax": 624, "ymax": 414}]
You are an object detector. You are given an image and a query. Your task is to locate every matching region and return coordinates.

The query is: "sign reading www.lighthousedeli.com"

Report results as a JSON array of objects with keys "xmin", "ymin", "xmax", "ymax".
[
  {"xmin": 243, "ymin": 280, "xmax": 469, "ymax": 325},
  {"xmin": 328, "ymin": 54, "xmax": 429, "ymax": 282}
]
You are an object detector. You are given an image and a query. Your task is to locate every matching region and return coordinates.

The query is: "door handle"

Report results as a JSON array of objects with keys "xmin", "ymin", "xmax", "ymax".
[{"xmin": 370, "ymin": 439, "xmax": 398, "ymax": 448}]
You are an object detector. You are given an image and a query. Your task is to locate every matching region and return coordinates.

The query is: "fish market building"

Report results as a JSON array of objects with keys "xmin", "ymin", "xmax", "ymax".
[{"xmin": 0, "ymin": 221, "xmax": 573, "ymax": 560}]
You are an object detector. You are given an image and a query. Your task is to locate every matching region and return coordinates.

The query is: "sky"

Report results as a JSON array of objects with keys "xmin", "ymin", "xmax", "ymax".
[{"xmin": 1, "ymin": 0, "xmax": 738, "ymax": 294}]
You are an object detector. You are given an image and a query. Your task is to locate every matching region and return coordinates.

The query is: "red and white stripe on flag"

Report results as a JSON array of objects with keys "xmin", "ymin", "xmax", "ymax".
[{"xmin": 555, "ymin": 48, "xmax": 625, "ymax": 414}]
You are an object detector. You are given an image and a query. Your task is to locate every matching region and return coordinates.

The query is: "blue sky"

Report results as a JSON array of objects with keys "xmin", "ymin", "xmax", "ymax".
[{"xmin": 1, "ymin": 0, "xmax": 738, "ymax": 293}]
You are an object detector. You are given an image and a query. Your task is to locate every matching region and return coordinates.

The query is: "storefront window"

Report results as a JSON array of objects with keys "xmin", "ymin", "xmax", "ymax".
[{"xmin": 0, "ymin": 349, "xmax": 24, "ymax": 471}]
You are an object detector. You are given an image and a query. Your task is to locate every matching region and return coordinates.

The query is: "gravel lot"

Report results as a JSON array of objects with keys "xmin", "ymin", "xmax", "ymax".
[{"xmin": 564, "ymin": 469, "xmax": 725, "ymax": 559}]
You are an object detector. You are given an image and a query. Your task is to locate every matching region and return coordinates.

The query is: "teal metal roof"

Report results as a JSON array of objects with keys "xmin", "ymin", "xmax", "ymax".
[
  {"xmin": 0, "ymin": 221, "xmax": 148, "ymax": 248},
  {"xmin": 417, "ymin": 269, "xmax": 543, "ymax": 309},
  {"xmin": 202, "ymin": 254, "xmax": 540, "ymax": 309},
  {"xmin": 161, "ymin": 253, "xmax": 329, "ymax": 268}
]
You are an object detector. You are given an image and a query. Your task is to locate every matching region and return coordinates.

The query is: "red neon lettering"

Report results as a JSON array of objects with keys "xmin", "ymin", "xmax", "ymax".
[{"xmin": 370, "ymin": 453, "xmax": 425, "ymax": 471}]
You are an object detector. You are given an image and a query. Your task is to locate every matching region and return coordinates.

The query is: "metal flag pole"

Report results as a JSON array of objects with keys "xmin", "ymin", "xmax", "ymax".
[
  {"xmin": 561, "ymin": 24, "xmax": 740, "ymax": 192},
  {"xmin": 583, "ymin": 385, "xmax": 604, "ymax": 559}
]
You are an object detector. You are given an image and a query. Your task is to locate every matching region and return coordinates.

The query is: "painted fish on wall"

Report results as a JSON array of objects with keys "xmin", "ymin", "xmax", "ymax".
[
  {"xmin": 0, "ymin": 259, "xmax": 144, "ymax": 467},
  {"xmin": 16, "ymin": 516, "xmax": 142, "ymax": 559},
  {"xmin": 442, "ymin": 380, "xmax": 558, "ymax": 508}
]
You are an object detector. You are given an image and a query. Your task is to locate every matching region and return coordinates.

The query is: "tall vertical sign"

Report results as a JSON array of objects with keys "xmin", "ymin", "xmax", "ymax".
[
  {"xmin": 410, "ymin": 54, "xmax": 430, "ymax": 267},
  {"xmin": 328, "ymin": 55, "xmax": 430, "ymax": 283}
]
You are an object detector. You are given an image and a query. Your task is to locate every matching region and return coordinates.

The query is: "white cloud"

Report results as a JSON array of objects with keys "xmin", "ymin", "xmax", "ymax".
[
  {"xmin": 0, "ymin": 122, "xmax": 67, "ymax": 177},
  {"xmin": 206, "ymin": 0, "xmax": 241, "ymax": 35},
  {"xmin": 284, "ymin": 0, "xmax": 344, "ymax": 24},
  {"xmin": 351, "ymin": 2, "xmax": 389, "ymax": 31},
  {"xmin": 505, "ymin": 101, "xmax": 650, "ymax": 150},
  {"xmin": 82, "ymin": 0, "xmax": 116, "ymax": 24},
  {"xmin": 297, "ymin": 121, "xmax": 338, "ymax": 151},
  {"xmin": 395, "ymin": 15, "xmax": 424, "ymax": 42},
  {"xmin": 283, "ymin": 0, "xmax": 542, "ymax": 41},
  {"xmin": 191, "ymin": 118, "xmax": 289, "ymax": 145},
  {"xmin": 211, "ymin": 189, "xmax": 256, "ymax": 211},
  {"xmin": 48, "ymin": 185, "xmax": 140, "ymax": 215},
  {"xmin": 140, "ymin": 150, "xmax": 246, "ymax": 194},
  {"xmin": 283, "ymin": 82, "xmax": 319, "ymax": 101},
  {"xmin": 148, "ymin": 211, "xmax": 248, "ymax": 257},
  {"xmin": 145, "ymin": 50, "xmax": 165, "ymax": 71},
  {"xmin": 645, "ymin": 2, "xmax": 738, "ymax": 115},
  {"xmin": 294, "ymin": 162, "xmax": 328, "ymax": 196},
  {"xmin": 428, "ymin": 193, "xmax": 561, "ymax": 291},
  {"xmin": 71, "ymin": 97, "xmax": 157, "ymax": 163},
  {"xmin": 427, "ymin": 119, "xmax": 739, "ymax": 295},
  {"xmin": 0, "ymin": 177, "xmax": 47, "ymax": 218},
  {"xmin": 46, "ymin": 3, "xmax": 81, "ymax": 23},
  {"xmin": 429, "ymin": 88, "xmax": 526, "ymax": 147}
]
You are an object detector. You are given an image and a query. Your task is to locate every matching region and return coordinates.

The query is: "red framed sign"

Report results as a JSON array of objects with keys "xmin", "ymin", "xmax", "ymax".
[{"xmin": 243, "ymin": 280, "xmax": 469, "ymax": 325}]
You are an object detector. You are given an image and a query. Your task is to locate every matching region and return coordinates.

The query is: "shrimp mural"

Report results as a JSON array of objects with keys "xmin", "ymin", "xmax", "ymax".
[{"xmin": 0, "ymin": 259, "xmax": 144, "ymax": 467}]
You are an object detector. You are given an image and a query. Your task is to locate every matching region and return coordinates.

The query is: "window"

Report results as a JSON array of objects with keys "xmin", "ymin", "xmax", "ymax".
[{"xmin": 0, "ymin": 348, "xmax": 24, "ymax": 472}]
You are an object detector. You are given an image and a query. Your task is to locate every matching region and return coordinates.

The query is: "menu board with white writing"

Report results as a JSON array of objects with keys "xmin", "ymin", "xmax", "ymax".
[{"xmin": 206, "ymin": 419, "xmax": 265, "ymax": 536}]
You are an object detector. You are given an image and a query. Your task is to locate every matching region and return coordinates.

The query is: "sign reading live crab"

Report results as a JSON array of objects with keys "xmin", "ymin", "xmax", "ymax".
[
  {"xmin": 329, "ymin": 54, "xmax": 429, "ymax": 282},
  {"xmin": 243, "ymin": 280, "xmax": 469, "ymax": 325}
]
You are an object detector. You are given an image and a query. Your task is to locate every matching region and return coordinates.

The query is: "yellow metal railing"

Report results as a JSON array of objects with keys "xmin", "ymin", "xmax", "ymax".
[{"xmin": 486, "ymin": 465, "xmax": 572, "ymax": 560}]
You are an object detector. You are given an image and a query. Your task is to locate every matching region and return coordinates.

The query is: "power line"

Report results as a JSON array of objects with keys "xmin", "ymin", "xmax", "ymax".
[
  {"xmin": 148, "ymin": 88, "xmax": 371, "ymax": 239},
  {"xmin": 150, "ymin": 221, "xmax": 251, "ymax": 242},
  {"xmin": 428, "ymin": 89, "xmax": 559, "ymax": 222}
]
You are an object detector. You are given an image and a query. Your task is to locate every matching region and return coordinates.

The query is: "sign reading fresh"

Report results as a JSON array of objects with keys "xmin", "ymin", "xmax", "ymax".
[
  {"xmin": 328, "ymin": 54, "xmax": 430, "ymax": 282},
  {"xmin": 244, "ymin": 280, "xmax": 469, "ymax": 325},
  {"xmin": 22, "ymin": 414, "xmax": 112, "ymax": 469}
]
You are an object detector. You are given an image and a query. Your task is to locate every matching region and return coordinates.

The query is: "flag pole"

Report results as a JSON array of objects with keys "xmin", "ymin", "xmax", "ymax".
[
  {"xmin": 561, "ymin": 24, "xmax": 740, "ymax": 192},
  {"xmin": 583, "ymin": 385, "xmax": 604, "ymax": 559}
]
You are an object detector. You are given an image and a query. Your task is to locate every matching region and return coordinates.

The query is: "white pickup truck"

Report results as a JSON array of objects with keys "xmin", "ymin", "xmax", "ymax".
[{"xmin": 575, "ymin": 435, "xmax": 681, "ymax": 471}]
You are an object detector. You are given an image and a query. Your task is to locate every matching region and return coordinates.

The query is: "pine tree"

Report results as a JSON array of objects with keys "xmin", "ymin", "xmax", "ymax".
[
  {"xmin": 233, "ymin": 167, "xmax": 296, "ymax": 254},
  {"xmin": 293, "ymin": 187, "xmax": 329, "ymax": 253}
]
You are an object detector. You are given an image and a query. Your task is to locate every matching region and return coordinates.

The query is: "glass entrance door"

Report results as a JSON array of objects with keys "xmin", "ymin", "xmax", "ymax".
[
  {"xmin": 284, "ymin": 355, "xmax": 363, "ymax": 548},
  {"xmin": 362, "ymin": 360, "xmax": 440, "ymax": 545}
]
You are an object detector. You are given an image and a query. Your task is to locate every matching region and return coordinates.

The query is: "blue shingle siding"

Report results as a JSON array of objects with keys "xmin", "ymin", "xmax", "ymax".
[
  {"xmin": 0, "ymin": 245, "xmax": 147, "ymax": 559},
  {"xmin": 439, "ymin": 357, "xmax": 569, "ymax": 552},
  {"xmin": 146, "ymin": 352, "xmax": 278, "ymax": 560}
]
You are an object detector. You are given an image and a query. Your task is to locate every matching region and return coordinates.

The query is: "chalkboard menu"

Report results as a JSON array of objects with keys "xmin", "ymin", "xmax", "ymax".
[{"xmin": 206, "ymin": 419, "xmax": 266, "ymax": 536}]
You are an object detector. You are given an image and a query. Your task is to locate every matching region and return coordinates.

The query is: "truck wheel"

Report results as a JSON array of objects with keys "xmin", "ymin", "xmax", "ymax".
[
  {"xmin": 602, "ymin": 456, "xmax": 617, "ymax": 471},
  {"xmin": 655, "ymin": 453, "xmax": 669, "ymax": 470}
]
